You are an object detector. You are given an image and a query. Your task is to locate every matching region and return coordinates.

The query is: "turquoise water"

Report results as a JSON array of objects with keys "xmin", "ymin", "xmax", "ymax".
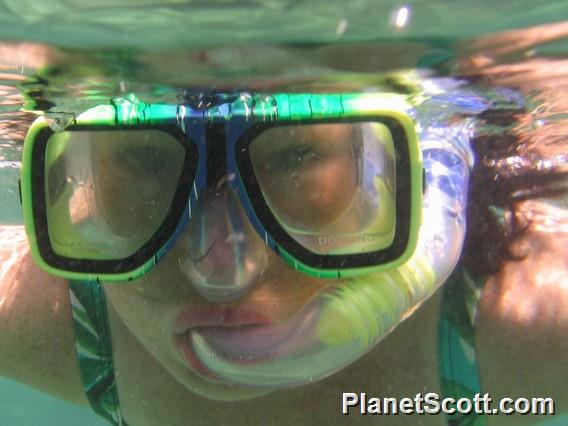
[
  {"xmin": 0, "ymin": 2, "xmax": 567, "ymax": 425},
  {"xmin": 0, "ymin": 1, "xmax": 567, "ymax": 48},
  {"xmin": 0, "ymin": 377, "xmax": 106, "ymax": 425}
]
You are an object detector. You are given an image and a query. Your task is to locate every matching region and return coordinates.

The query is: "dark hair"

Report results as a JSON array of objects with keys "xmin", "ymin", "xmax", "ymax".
[{"xmin": 462, "ymin": 107, "xmax": 568, "ymax": 277}]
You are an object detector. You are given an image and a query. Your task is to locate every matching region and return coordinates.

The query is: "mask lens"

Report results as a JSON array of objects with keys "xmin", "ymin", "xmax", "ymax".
[
  {"xmin": 249, "ymin": 122, "xmax": 397, "ymax": 255},
  {"xmin": 44, "ymin": 129, "xmax": 185, "ymax": 259}
]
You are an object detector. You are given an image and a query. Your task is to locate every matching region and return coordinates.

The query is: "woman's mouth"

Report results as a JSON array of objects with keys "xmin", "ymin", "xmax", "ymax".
[
  {"xmin": 173, "ymin": 305, "xmax": 272, "ymax": 332},
  {"xmin": 171, "ymin": 298, "xmax": 328, "ymax": 388},
  {"xmin": 172, "ymin": 305, "xmax": 274, "ymax": 382},
  {"xmin": 172, "ymin": 273, "xmax": 417, "ymax": 390}
]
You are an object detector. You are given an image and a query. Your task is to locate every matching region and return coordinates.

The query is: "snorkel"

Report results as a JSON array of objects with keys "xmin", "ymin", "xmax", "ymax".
[{"xmin": 189, "ymin": 102, "xmax": 475, "ymax": 387}]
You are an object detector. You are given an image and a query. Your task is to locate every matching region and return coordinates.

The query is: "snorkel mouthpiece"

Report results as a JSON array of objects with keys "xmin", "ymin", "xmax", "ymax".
[
  {"xmin": 191, "ymin": 253, "xmax": 436, "ymax": 387},
  {"xmin": 189, "ymin": 120, "xmax": 473, "ymax": 388}
]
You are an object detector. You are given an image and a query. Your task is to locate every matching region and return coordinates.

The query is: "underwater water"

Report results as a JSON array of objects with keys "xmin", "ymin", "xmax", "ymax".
[{"xmin": 0, "ymin": 1, "xmax": 567, "ymax": 425}]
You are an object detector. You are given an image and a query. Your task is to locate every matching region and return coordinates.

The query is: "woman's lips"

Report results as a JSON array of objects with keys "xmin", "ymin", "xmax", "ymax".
[
  {"xmin": 174, "ymin": 304, "xmax": 321, "ymax": 380},
  {"xmin": 172, "ymin": 305, "xmax": 273, "ymax": 380},
  {"xmin": 172, "ymin": 305, "xmax": 272, "ymax": 333}
]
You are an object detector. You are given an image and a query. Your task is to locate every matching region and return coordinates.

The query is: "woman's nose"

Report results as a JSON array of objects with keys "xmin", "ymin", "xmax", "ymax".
[{"xmin": 177, "ymin": 187, "xmax": 268, "ymax": 302}]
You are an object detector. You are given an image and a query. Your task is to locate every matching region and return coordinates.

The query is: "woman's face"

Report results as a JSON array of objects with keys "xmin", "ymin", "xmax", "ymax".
[{"xmin": 99, "ymin": 122, "xmax": 361, "ymax": 400}]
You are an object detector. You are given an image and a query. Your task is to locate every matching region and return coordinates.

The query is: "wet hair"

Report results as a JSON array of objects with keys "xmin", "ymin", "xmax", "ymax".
[{"xmin": 462, "ymin": 106, "xmax": 568, "ymax": 277}]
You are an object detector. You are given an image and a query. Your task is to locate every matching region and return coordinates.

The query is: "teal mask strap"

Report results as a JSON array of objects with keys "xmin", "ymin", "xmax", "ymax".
[
  {"xmin": 438, "ymin": 267, "xmax": 485, "ymax": 426},
  {"xmin": 69, "ymin": 279, "xmax": 128, "ymax": 426}
]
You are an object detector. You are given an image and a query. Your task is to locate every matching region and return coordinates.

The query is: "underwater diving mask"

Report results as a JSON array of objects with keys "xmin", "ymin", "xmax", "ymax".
[{"xmin": 21, "ymin": 93, "xmax": 422, "ymax": 282}]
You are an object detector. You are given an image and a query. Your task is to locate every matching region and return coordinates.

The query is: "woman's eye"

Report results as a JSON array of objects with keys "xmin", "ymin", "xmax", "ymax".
[
  {"xmin": 278, "ymin": 144, "xmax": 320, "ymax": 171},
  {"xmin": 296, "ymin": 145, "xmax": 319, "ymax": 162}
]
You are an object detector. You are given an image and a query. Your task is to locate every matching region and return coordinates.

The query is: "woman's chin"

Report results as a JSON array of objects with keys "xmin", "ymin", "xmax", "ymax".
[{"xmin": 176, "ymin": 364, "xmax": 275, "ymax": 402}]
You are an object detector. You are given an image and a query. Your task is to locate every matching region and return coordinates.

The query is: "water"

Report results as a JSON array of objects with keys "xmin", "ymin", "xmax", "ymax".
[
  {"xmin": 0, "ymin": 377, "xmax": 106, "ymax": 425},
  {"xmin": 0, "ymin": 2, "xmax": 567, "ymax": 424},
  {"xmin": 0, "ymin": 1, "xmax": 566, "ymax": 48}
]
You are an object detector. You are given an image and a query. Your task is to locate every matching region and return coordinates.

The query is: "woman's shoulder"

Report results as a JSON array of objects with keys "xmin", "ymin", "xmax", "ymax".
[
  {"xmin": 0, "ymin": 225, "xmax": 87, "ymax": 405},
  {"xmin": 477, "ymin": 202, "xmax": 568, "ymax": 333},
  {"xmin": 475, "ymin": 204, "xmax": 568, "ymax": 418}
]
